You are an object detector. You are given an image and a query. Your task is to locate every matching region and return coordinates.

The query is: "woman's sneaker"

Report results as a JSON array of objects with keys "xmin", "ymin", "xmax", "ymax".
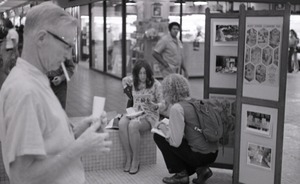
[
  {"xmin": 192, "ymin": 167, "xmax": 213, "ymax": 184},
  {"xmin": 162, "ymin": 170, "xmax": 189, "ymax": 184}
]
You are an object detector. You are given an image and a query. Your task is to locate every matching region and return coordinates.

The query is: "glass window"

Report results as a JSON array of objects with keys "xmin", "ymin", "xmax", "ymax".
[
  {"xmin": 91, "ymin": 2, "xmax": 104, "ymax": 71},
  {"xmin": 106, "ymin": 0, "xmax": 123, "ymax": 77},
  {"xmin": 65, "ymin": 6, "xmax": 80, "ymax": 63},
  {"xmin": 125, "ymin": 2, "xmax": 137, "ymax": 76},
  {"xmin": 79, "ymin": 5, "xmax": 90, "ymax": 62},
  {"xmin": 181, "ymin": 1, "xmax": 206, "ymax": 77}
]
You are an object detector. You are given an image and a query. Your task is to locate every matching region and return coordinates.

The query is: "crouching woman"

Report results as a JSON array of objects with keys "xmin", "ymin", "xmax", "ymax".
[{"xmin": 154, "ymin": 74, "xmax": 218, "ymax": 184}]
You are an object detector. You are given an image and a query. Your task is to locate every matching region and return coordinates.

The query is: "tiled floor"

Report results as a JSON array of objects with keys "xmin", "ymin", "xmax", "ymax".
[{"xmin": 63, "ymin": 62, "xmax": 300, "ymax": 184}]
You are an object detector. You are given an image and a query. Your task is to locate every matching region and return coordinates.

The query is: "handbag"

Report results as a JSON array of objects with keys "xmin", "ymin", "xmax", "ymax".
[{"xmin": 124, "ymin": 85, "xmax": 133, "ymax": 108}]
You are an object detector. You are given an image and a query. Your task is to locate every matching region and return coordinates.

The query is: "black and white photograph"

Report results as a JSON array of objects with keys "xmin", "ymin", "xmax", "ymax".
[
  {"xmin": 215, "ymin": 55, "xmax": 238, "ymax": 74},
  {"xmin": 247, "ymin": 143, "xmax": 272, "ymax": 170},
  {"xmin": 246, "ymin": 110, "xmax": 272, "ymax": 137},
  {"xmin": 152, "ymin": 3, "xmax": 162, "ymax": 17},
  {"xmin": 214, "ymin": 23, "xmax": 239, "ymax": 46}
]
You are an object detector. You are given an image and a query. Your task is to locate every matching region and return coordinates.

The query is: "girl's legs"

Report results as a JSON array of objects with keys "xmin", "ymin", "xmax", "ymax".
[
  {"xmin": 118, "ymin": 116, "xmax": 132, "ymax": 172},
  {"xmin": 128, "ymin": 118, "xmax": 151, "ymax": 173}
]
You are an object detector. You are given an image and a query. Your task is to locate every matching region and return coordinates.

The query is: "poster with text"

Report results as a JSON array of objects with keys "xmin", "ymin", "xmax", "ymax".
[{"xmin": 243, "ymin": 17, "xmax": 283, "ymax": 101}]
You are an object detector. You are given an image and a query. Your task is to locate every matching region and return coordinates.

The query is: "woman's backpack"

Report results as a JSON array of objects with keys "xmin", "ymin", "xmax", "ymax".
[{"xmin": 185, "ymin": 99, "xmax": 224, "ymax": 143}]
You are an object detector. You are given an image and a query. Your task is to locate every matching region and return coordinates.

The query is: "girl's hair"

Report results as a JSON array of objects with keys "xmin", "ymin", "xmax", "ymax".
[
  {"xmin": 132, "ymin": 61, "xmax": 154, "ymax": 90},
  {"xmin": 290, "ymin": 29, "xmax": 298, "ymax": 39},
  {"xmin": 161, "ymin": 74, "xmax": 190, "ymax": 104}
]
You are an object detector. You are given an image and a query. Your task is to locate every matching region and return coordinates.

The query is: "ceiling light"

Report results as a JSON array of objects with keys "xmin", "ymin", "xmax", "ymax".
[
  {"xmin": 0, "ymin": 0, "xmax": 7, "ymax": 6},
  {"xmin": 194, "ymin": 1, "xmax": 207, "ymax": 6},
  {"xmin": 126, "ymin": 0, "xmax": 136, "ymax": 6}
]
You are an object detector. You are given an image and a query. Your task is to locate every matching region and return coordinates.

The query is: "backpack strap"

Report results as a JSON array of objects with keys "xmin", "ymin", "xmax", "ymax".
[{"xmin": 185, "ymin": 99, "xmax": 206, "ymax": 136}]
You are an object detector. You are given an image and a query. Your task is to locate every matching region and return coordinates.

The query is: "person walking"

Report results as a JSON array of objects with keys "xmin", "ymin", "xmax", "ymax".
[{"xmin": 288, "ymin": 29, "xmax": 299, "ymax": 73}]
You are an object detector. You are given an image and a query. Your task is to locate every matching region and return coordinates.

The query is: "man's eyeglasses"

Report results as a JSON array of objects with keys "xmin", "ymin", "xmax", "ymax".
[{"xmin": 46, "ymin": 30, "xmax": 74, "ymax": 49}]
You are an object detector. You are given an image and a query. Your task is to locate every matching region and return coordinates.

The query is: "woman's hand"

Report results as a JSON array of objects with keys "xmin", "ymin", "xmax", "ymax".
[{"xmin": 157, "ymin": 123, "xmax": 170, "ymax": 138}]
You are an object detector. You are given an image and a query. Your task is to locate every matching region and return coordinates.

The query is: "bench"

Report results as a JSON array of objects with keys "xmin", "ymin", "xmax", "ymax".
[{"xmin": 70, "ymin": 116, "xmax": 157, "ymax": 171}]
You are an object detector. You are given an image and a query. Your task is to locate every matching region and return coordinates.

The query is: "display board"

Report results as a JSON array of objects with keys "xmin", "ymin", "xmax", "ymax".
[
  {"xmin": 233, "ymin": 4, "xmax": 290, "ymax": 184},
  {"xmin": 204, "ymin": 9, "xmax": 240, "ymax": 169}
]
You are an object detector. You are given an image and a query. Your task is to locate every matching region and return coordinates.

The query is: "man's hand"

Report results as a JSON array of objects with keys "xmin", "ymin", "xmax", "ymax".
[
  {"xmin": 73, "ymin": 112, "xmax": 107, "ymax": 138},
  {"xmin": 75, "ymin": 115, "xmax": 112, "ymax": 155},
  {"xmin": 52, "ymin": 76, "xmax": 63, "ymax": 86}
]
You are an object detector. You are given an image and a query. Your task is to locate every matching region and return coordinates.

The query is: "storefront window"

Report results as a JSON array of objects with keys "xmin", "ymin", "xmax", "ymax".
[
  {"xmin": 125, "ymin": 2, "xmax": 137, "ymax": 76},
  {"xmin": 65, "ymin": 6, "xmax": 80, "ymax": 63},
  {"xmin": 290, "ymin": 15, "xmax": 300, "ymax": 36},
  {"xmin": 79, "ymin": 5, "xmax": 90, "ymax": 62},
  {"xmin": 181, "ymin": 1, "xmax": 206, "ymax": 77},
  {"xmin": 91, "ymin": 2, "xmax": 104, "ymax": 71},
  {"xmin": 106, "ymin": 0, "xmax": 123, "ymax": 77}
]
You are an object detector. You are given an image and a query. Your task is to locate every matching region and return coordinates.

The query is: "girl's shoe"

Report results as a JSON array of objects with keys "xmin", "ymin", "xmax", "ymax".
[{"xmin": 129, "ymin": 163, "xmax": 140, "ymax": 174}]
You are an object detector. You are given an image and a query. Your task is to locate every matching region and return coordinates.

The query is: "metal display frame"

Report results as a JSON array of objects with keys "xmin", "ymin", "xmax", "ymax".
[{"xmin": 233, "ymin": 3, "xmax": 290, "ymax": 184}]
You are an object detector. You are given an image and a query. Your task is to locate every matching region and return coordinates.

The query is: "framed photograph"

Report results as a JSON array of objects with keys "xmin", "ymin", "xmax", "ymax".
[
  {"xmin": 275, "ymin": 4, "xmax": 285, "ymax": 10},
  {"xmin": 213, "ymin": 22, "xmax": 239, "ymax": 46},
  {"xmin": 242, "ymin": 104, "xmax": 277, "ymax": 138},
  {"xmin": 246, "ymin": 110, "xmax": 272, "ymax": 137},
  {"xmin": 216, "ymin": 55, "xmax": 238, "ymax": 74},
  {"xmin": 247, "ymin": 142, "xmax": 272, "ymax": 170},
  {"xmin": 152, "ymin": 3, "xmax": 162, "ymax": 18}
]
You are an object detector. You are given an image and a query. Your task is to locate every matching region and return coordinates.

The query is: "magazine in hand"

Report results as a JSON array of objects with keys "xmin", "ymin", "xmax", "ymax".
[
  {"xmin": 126, "ymin": 107, "xmax": 144, "ymax": 118},
  {"xmin": 151, "ymin": 118, "xmax": 170, "ymax": 138}
]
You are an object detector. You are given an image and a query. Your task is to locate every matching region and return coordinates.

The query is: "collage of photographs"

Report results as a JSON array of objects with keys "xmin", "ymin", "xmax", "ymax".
[{"xmin": 244, "ymin": 24, "xmax": 281, "ymax": 87}]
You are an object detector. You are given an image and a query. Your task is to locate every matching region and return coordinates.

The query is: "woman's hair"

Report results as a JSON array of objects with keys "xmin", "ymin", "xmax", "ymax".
[
  {"xmin": 290, "ymin": 29, "xmax": 298, "ymax": 39},
  {"xmin": 161, "ymin": 74, "xmax": 190, "ymax": 104},
  {"xmin": 168, "ymin": 22, "xmax": 180, "ymax": 32},
  {"xmin": 132, "ymin": 61, "xmax": 154, "ymax": 90}
]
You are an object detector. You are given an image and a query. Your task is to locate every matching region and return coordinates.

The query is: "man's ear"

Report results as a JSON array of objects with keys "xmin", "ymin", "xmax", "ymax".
[{"xmin": 35, "ymin": 30, "xmax": 47, "ymax": 47}]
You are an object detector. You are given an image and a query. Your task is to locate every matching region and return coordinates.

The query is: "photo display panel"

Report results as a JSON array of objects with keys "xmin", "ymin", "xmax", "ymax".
[{"xmin": 242, "ymin": 17, "xmax": 283, "ymax": 101}]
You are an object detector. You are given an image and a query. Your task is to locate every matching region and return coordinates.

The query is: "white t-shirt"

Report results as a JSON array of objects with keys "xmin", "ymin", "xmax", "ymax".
[
  {"xmin": 6, "ymin": 28, "xmax": 19, "ymax": 49},
  {"xmin": 0, "ymin": 58, "xmax": 85, "ymax": 184}
]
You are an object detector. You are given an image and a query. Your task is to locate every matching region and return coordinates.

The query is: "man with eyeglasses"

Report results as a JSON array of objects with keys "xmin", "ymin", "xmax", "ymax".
[{"xmin": 0, "ymin": 2, "xmax": 111, "ymax": 184}]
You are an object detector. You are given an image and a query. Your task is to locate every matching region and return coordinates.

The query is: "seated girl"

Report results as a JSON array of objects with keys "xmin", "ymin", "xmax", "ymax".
[{"xmin": 119, "ymin": 61, "xmax": 164, "ymax": 174}]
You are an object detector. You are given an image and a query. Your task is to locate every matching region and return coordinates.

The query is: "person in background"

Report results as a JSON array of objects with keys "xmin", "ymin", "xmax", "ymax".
[
  {"xmin": 3, "ymin": 19, "xmax": 19, "ymax": 75},
  {"xmin": 17, "ymin": 24, "xmax": 24, "ymax": 55},
  {"xmin": 119, "ymin": 61, "xmax": 164, "ymax": 174},
  {"xmin": 0, "ymin": 2, "xmax": 111, "ymax": 184},
  {"xmin": 154, "ymin": 74, "xmax": 218, "ymax": 184},
  {"xmin": 288, "ymin": 29, "xmax": 299, "ymax": 73},
  {"xmin": 0, "ymin": 18, "xmax": 8, "ymax": 89},
  {"xmin": 152, "ymin": 22, "xmax": 189, "ymax": 79},
  {"xmin": 47, "ymin": 49, "xmax": 76, "ymax": 109}
]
